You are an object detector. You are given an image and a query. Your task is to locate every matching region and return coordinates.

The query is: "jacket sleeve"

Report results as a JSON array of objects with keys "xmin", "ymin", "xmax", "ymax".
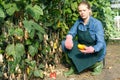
[
  {"xmin": 67, "ymin": 19, "xmax": 79, "ymax": 38},
  {"xmin": 93, "ymin": 21, "xmax": 105, "ymax": 52}
]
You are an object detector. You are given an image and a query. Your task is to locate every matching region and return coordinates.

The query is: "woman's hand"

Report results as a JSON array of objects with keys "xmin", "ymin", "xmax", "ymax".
[
  {"xmin": 65, "ymin": 35, "xmax": 73, "ymax": 50},
  {"xmin": 80, "ymin": 46, "xmax": 95, "ymax": 54}
]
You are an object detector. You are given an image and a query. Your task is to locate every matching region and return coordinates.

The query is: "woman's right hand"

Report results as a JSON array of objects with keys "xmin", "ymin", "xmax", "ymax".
[{"xmin": 65, "ymin": 35, "xmax": 73, "ymax": 50}]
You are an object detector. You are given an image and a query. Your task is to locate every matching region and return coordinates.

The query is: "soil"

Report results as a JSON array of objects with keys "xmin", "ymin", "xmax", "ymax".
[{"xmin": 44, "ymin": 42, "xmax": 120, "ymax": 80}]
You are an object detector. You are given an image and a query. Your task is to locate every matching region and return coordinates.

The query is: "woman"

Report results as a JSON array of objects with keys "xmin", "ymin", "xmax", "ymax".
[{"xmin": 61, "ymin": 1, "xmax": 106, "ymax": 76}]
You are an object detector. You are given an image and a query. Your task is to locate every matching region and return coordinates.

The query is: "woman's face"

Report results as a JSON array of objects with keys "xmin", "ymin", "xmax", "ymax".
[{"xmin": 78, "ymin": 4, "xmax": 90, "ymax": 20}]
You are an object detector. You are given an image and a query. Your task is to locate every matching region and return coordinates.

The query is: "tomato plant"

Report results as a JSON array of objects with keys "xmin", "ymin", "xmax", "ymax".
[{"xmin": 0, "ymin": 0, "xmax": 115, "ymax": 79}]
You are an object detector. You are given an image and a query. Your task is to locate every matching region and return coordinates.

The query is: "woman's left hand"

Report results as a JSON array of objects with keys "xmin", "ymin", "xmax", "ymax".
[{"xmin": 80, "ymin": 46, "xmax": 95, "ymax": 54}]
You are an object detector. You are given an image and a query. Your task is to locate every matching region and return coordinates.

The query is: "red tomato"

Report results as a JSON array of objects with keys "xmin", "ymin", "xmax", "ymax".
[{"xmin": 49, "ymin": 72, "xmax": 56, "ymax": 79}]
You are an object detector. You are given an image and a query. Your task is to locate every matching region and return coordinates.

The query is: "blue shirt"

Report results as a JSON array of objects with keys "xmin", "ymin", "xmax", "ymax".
[{"xmin": 67, "ymin": 16, "xmax": 106, "ymax": 60}]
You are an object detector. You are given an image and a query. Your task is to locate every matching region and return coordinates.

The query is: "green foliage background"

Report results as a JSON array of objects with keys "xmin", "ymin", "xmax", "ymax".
[{"xmin": 0, "ymin": 0, "xmax": 115, "ymax": 79}]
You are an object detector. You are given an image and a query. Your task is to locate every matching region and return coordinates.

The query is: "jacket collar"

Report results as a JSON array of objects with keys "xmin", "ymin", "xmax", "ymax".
[{"xmin": 79, "ymin": 16, "xmax": 92, "ymax": 26}]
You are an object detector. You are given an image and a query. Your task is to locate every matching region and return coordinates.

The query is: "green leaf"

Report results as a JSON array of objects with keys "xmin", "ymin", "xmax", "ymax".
[
  {"xmin": 38, "ymin": 64, "xmax": 44, "ymax": 69},
  {"xmin": 28, "ymin": 45, "xmax": 38, "ymax": 57},
  {"xmin": 71, "ymin": 2, "xmax": 78, "ymax": 12},
  {"xmin": 25, "ymin": 59, "xmax": 36, "ymax": 68},
  {"xmin": 36, "ymin": 32, "xmax": 43, "ymax": 42},
  {"xmin": 23, "ymin": 20, "xmax": 45, "ymax": 40},
  {"xmin": 33, "ymin": 5, "xmax": 43, "ymax": 21},
  {"xmin": 8, "ymin": 27, "xmax": 15, "ymax": 36},
  {"xmin": 4, "ymin": 3, "xmax": 19, "ymax": 16},
  {"xmin": 34, "ymin": 41, "xmax": 39, "ymax": 48},
  {"xmin": 6, "ymin": 44, "xmax": 15, "ymax": 57},
  {"xmin": 5, "ymin": 43, "xmax": 25, "ymax": 59},
  {"xmin": 25, "ymin": 39, "xmax": 32, "ymax": 45},
  {"xmin": 23, "ymin": 20, "xmax": 33, "ymax": 33},
  {"xmin": 15, "ymin": 43, "xmax": 25, "ymax": 57},
  {"xmin": 32, "ymin": 22, "xmax": 45, "ymax": 34},
  {"xmin": 23, "ymin": 20, "xmax": 35, "ymax": 39},
  {"xmin": 8, "ymin": 61, "xmax": 16, "ymax": 73},
  {"xmin": 25, "ymin": 59, "xmax": 31, "ymax": 64},
  {"xmin": 65, "ymin": 8, "xmax": 72, "ymax": 14},
  {"xmin": 30, "ymin": 60, "xmax": 36, "ymax": 68},
  {"xmin": 26, "ymin": 4, "xmax": 43, "ymax": 21},
  {"xmin": 34, "ymin": 70, "xmax": 43, "ymax": 78},
  {"xmin": 29, "ymin": 29, "xmax": 35, "ymax": 39},
  {"xmin": 0, "ymin": 8, "xmax": 5, "ymax": 18},
  {"xmin": 8, "ymin": 56, "xmax": 22, "ymax": 73},
  {"xmin": 14, "ymin": 28, "xmax": 24, "ymax": 37}
]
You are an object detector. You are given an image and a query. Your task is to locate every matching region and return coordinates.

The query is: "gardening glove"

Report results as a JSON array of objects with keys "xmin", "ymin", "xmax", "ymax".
[
  {"xmin": 65, "ymin": 35, "xmax": 73, "ymax": 50},
  {"xmin": 80, "ymin": 46, "xmax": 95, "ymax": 54}
]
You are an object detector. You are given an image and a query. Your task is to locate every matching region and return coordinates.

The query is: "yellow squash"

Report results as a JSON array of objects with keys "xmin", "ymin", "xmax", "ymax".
[{"xmin": 77, "ymin": 44, "xmax": 86, "ymax": 50}]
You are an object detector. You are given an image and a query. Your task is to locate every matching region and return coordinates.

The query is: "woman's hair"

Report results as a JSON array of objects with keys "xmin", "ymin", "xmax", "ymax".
[{"xmin": 78, "ymin": 1, "xmax": 92, "ymax": 15}]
